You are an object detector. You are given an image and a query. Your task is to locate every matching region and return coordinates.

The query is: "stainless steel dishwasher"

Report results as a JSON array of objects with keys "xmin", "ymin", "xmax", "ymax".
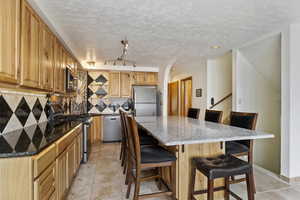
[{"xmin": 103, "ymin": 115, "xmax": 122, "ymax": 142}]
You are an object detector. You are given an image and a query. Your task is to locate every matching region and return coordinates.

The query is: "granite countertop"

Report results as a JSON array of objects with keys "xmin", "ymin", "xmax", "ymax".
[
  {"xmin": 135, "ymin": 116, "xmax": 274, "ymax": 146},
  {"xmin": 0, "ymin": 121, "xmax": 82, "ymax": 158}
]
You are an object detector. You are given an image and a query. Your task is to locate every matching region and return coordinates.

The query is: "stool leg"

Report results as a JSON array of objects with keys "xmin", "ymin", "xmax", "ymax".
[
  {"xmin": 133, "ymin": 170, "xmax": 141, "ymax": 200},
  {"xmin": 171, "ymin": 162, "xmax": 177, "ymax": 200},
  {"xmin": 207, "ymin": 179, "xmax": 214, "ymax": 200},
  {"xmin": 120, "ymin": 141, "xmax": 124, "ymax": 161},
  {"xmin": 224, "ymin": 177, "xmax": 230, "ymax": 200},
  {"xmin": 189, "ymin": 165, "xmax": 196, "ymax": 200},
  {"xmin": 246, "ymin": 172, "xmax": 255, "ymax": 200},
  {"xmin": 126, "ymin": 160, "xmax": 132, "ymax": 198}
]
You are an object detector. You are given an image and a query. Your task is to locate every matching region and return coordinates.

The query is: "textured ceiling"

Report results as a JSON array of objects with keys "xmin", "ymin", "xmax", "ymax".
[{"xmin": 30, "ymin": 0, "xmax": 299, "ymax": 68}]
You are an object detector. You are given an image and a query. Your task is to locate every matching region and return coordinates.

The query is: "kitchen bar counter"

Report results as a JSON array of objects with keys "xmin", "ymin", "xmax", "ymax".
[
  {"xmin": 135, "ymin": 116, "xmax": 274, "ymax": 200},
  {"xmin": 0, "ymin": 121, "xmax": 81, "ymax": 158},
  {"xmin": 136, "ymin": 116, "xmax": 274, "ymax": 146}
]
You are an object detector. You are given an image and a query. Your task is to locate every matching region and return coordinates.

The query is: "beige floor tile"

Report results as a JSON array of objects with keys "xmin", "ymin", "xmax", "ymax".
[{"xmin": 67, "ymin": 143, "xmax": 295, "ymax": 200}]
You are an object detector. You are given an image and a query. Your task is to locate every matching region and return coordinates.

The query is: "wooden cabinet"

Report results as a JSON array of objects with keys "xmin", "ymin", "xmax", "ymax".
[
  {"xmin": 54, "ymin": 39, "xmax": 65, "ymax": 93},
  {"xmin": 67, "ymin": 141, "xmax": 76, "ymax": 186},
  {"xmin": 133, "ymin": 72, "xmax": 146, "ymax": 84},
  {"xmin": 34, "ymin": 163, "xmax": 56, "ymax": 200},
  {"xmin": 145, "ymin": 72, "xmax": 158, "ymax": 84},
  {"xmin": 109, "ymin": 72, "xmax": 120, "ymax": 97},
  {"xmin": 120, "ymin": 72, "xmax": 132, "ymax": 97},
  {"xmin": 90, "ymin": 116, "xmax": 103, "ymax": 144},
  {"xmin": 56, "ymin": 150, "xmax": 68, "ymax": 200},
  {"xmin": 0, "ymin": 0, "xmax": 20, "ymax": 84},
  {"xmin": 20, "ymin": 0, "xmax": 41, "ymax": 88},
  {"xmin": 133, "ymin": 72, "xmax": 158, "ymax": 85},
  {"xmin": 39, "ymin": 23, "xmax": 54, "ymax": 90}
]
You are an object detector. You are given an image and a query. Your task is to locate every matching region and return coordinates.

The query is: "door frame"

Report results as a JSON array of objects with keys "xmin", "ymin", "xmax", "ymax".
[{"xmin": 168, "ymin": 81, "xmax": 179, "ymax": 115}]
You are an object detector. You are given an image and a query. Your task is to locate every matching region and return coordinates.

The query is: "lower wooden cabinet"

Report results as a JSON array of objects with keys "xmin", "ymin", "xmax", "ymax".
[
  {"xmin": 34, "ymin": 163, "xmax": 56, "ymax": 200},
  {"xmin": 56, "ymin": 150, "xmax": 68, "ymax": 200},
  {"xmin": 0, "ymin": 124, "xmax": 83, "ymax": 200}
]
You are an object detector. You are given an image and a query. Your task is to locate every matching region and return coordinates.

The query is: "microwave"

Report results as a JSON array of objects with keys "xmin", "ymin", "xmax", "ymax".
[{"xmin": 66, "ymin": 68, "xmax": 77, "ymax": 92}]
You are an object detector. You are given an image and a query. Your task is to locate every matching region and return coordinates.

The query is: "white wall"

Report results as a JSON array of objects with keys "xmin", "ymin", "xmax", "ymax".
[
  {"xmin": 281, "ymin": 24, "xmax": 300, "ymax": 179},
  {"xmin": 207, "ymin": 52, "xmax": 232, "ymax": 121},
  {"xmin": 170, "ymin": 60, "xmax": 207, "ymax": 118},
  {"xmin": 233, "ymin": 34, "xmax": 281, "ymax": 173}
]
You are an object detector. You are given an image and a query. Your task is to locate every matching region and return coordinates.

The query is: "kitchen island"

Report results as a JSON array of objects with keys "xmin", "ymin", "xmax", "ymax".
[{"xmin": 135, "ymin": 116, "xmax": 274, "ymax": 200}]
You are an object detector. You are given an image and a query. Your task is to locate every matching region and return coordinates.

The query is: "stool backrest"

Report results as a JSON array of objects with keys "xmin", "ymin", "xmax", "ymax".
[
  {"xmin": 205, "ymin": 109, "xmax": 223, "ymax": 123},
  {"xmin": 125, "ymin": 115, "xmax": 141, "ymax": 165},
  {"xmin": 230, "ymin": 111, "xmax": 258, "ymax": 148},
  {"xmin": 119, "ymin": 110, "xmax": 126, "ymax": 140},
  {"xmin": 187, "ymin": 108, "xmax": 200, "ymax": 119}
]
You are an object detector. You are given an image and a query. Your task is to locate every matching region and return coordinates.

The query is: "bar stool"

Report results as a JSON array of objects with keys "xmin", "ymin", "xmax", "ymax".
[
  {"xmin": 125, "ymin": 115, "xmax": 177, "ymax": 200},
  {"xmin": 187, "ymin": 108, "xmax": 200, "ymax": 119},
  {"xmin": 225, "ymin": 112, "xmax": 258, "ymax": 191},
  {"xmin": 119, "ymin": 110, "xmax": 158, "ymax": 170},
  {"xmin": 189, "ymin": 154, "xmax": 255, "ymax": 200},
  {"xmin": 205, "ymin": 109, "xmax": 223, "ymax": 123}
]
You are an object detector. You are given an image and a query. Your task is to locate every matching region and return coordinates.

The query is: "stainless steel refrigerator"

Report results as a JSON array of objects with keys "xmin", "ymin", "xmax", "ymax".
[{"xmin": 132, "ymin": 85, "xmax": 158, "ymax": 116}]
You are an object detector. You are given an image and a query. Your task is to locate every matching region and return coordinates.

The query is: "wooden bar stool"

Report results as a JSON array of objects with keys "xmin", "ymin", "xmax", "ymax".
[
  {"xmin": 205, "ymin": 109, "xmax": 223, "ymax": 123},
  {"xmin": 125, "ymin": 115, "xmax": 177, "ymax": 200},
  {"xmin": 187, "ymin": 108, "xmax": 200, "ymax": 119},
  {"xmin": 225, "ymin": 112, "xmax": 258, "ymax": 191},
  {"xmin": 189, "ymin": 154, "xmax": 255, "ymax": 200}
]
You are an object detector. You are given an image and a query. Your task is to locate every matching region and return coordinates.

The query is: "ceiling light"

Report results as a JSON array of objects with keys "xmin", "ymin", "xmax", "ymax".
[
  {"xmin": 104, "ymin": 38, "xmax": 137, "ymax": 67},
  {"xmin": 211, "ymin": 45, "xmax": 221, "ymax": 49}
]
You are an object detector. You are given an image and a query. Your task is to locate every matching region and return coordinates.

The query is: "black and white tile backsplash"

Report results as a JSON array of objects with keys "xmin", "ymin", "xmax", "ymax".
[{"xmin": 0, "ymin": 91, "xmax": 48, "ymax": 135}]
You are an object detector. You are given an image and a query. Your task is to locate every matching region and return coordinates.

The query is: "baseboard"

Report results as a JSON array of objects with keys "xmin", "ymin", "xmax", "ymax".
[
  {"xmin": 253, "ymin": 164, "xmax": 291, "ymax": 184},
  {"xmin": 279, "ymin": 175, "xmax": 300, "ymax": 184}
]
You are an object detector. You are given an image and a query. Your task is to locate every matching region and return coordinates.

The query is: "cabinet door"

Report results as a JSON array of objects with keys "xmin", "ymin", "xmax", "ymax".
[
  {"xmin": 34, "ymin": 163, "xmax": 56, "ymax": 200},
  {"xmin": 120, "ymin": 72, "xmax": 131, "ymax": 97},
  {"xmin": 67, "ymin": 141, "xmax": 76, "ymax": 186},
  {"xmin": 39, "ymin": 23, "xmax": 54, "ymax": 90},
  {"xmin": 145, "ymin": 72, "xmax": 158, "ymax": 85},
  {"xmin": 134, "ymin": 72, "xmax": 145, "ymax": 84},
  {"xmin": 109, "ymin": 72, "xmax": 120, "ymax": 97},
  {"xmin": 56, "ymin": 151, "xmax": 67, "ymax": 200},
  {"xmin": 20, "ymin": 1, "xmax": 41, "ymax": 88},
  {"xmin": 0, "ymin": 0, "xmax": 20, "ymax": 84},
  {"xmin": 54, "ymin": 39, "xmax": 65, "ymax": 93}
]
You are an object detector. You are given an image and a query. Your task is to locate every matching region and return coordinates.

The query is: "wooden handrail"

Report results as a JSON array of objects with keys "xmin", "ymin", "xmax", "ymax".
[{"xmin": 209, "ymin": 93, "xmax": 232, "ymax": 109}]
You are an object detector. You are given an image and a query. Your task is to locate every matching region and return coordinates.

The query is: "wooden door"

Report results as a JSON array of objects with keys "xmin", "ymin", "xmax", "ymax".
[
  {"xmin": 39, "ymin": 23, "xmax": 54, "ymax": 90},
  {"xmin": 109, "ymin": 72, "xmax": 120, "ymax": 97},
  {"xmin": 20, "ymin": 1, "xmax": 41, "ymax": 88},
  {"xmin": 168, "ymin": 81, "xmax": 179, "ymax": 116},
  {"xmin": 120, "ymin": 72, "xmax": 131, "ymax": 97},
  {"xmin": 180, "ymin": 77, "xmax": 192, "ymax": 116},
  {"xmin": 0, "ymin": 0, "xmax": 20, "ymax": 84},
  {"xmin": 56, "ymin": 151, "xmax": 67, "ymax": 200},
  {"xmin": 145, "ymin": 72, "xmax": 158, "ymax": 84}
]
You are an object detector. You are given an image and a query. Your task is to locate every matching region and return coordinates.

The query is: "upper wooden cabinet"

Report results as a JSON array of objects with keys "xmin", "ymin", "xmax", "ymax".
[
  {"xmin": 133, "ymin": 72, "xmax": 158, "ymax": 85},
  {"xmin": 20, "ymin": 0, "xmax": 41, "ymax": 88},
  {"xmin": 120, "ymin": 72, "xmax": 132, "ymax": 97},
  {"xmin": 0, "ymin": 0, "xmax": 20, "ymax": 84},
  {"xmin": 145, "ymin": 72, "xmax": 158, "ymax": 84},
  {"xmin": 39, "ymin": 23, "xmax": 54, "ymax": 91},
  {"xmin": 54, "ymin": 39, "xmax": 65, "ymax": 93},
  {"xmin": 109, "ymin": 72, "xmax": 120, "ymax": 97}
]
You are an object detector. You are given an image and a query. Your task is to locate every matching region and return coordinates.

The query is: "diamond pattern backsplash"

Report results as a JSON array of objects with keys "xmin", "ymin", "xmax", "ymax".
[{"xmin": 0, "ymin": 91, "xmax": 48, "ymax": 135}]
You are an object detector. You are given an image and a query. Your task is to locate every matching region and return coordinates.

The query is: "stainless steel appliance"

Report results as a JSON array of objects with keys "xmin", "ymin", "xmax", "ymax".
[
  {"xmin": 103, "ymin": 115, "xmax": 122, "ymax": 142},
  {"xmin": 66, "ymin": 68, "xmax": 77, "ymax": 92},
  {"xmin": 132, "ymin": 85, "xmax": 158, "ymax": 116},
  {"xmin": 82, "ymin": 118, "xmax": 92, "ymax": 163}
]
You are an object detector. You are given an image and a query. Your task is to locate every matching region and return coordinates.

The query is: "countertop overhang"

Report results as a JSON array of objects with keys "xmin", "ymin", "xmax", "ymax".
[{"xmin": 136, "ymin": 116, "xmax": 274, "ymax": 146}]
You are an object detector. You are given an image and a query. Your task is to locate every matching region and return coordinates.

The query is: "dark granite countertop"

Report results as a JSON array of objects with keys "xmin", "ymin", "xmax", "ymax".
[{"xmin": 0, "ymin": 121, "xmax": 82, "ymax": 158}]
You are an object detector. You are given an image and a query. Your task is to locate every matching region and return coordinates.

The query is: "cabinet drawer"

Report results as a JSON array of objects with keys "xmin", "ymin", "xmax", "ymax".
[
  {"xmin": 34, "ymin": 163, "xmax": 56, "ymax": 200},
  {"xmin": 33, "ymin": 144, "xmax": 56, "ymax": 178},
  {"xmin": 56, "ymin": 126, "xmax": 80, "ymax": 156}
]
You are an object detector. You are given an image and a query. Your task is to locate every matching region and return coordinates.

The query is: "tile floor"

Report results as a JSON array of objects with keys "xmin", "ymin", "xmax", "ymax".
[{"xmin": 67, "ymin": 142, "xmax": 299, "ymax": 200}]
